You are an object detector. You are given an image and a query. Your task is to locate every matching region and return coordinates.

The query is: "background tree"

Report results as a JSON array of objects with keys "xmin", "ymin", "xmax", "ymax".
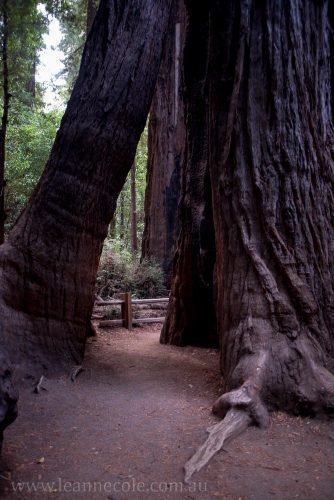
[
  {"xmin": 56, "ymin": 0, "xmax": 99, "ymax": 97},
  {"xmin": 5, "ymin": 106, "xmax": 62, "ymax": 228},
  {"xmin": 141, "ymin": 0, "xmax": 186, "ymax": 285},
  {"xmin": 160, "ymin": 1, "xmax": 217, "ymax": 347},
  {"xmin": 0, "ymin": 0, "xmax": 51, "ymax": 236},
  {"xmin": 130, "ymin": 161, "xmax": 138, "ymax": 252}
]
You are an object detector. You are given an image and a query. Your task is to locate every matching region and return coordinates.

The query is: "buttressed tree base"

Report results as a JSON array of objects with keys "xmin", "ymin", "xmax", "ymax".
[{"xmin": 162, "ymin": 0, "xmax": 334, "ymax": 480}]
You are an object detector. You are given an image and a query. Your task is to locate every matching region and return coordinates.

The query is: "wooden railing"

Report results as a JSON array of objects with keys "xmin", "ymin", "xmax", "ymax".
[{"xmin": 94, "ymin": 292, "xmax": 169, "ymax": 330}]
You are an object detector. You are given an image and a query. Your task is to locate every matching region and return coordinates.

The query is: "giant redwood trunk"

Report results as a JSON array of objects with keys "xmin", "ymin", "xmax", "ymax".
[
  {"xmin": 141, "ymin": 0, "xmax": 186, "ymax": 285},
  {"xmin": 161, "ymin": 0, "xmax": 334, "ymax": 480},
  {"xmin": 0, "ymin": 0, "xmax": 174, "ymax": 443},
  {"xmin": 209, "ymin": 0, "xmax": 334, "ymax": 414}
]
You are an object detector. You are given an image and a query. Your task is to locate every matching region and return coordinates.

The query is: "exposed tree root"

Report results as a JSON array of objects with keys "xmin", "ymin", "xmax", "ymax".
[
  {"xmin": 184, "ymin": 408, "xmax": 251, "ymax": 483},
  {"xmin": 184, "ymin": 339, "xmax": 334, "ymax": 483},
  {"xmin": 185, "ymin": 368, "xmax": 269, "ymax": 483}
]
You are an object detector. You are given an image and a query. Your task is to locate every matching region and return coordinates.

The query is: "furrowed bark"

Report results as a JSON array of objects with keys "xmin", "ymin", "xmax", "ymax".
[
  {"xmin": 86, "ymin": 0, "xmax": 98, "ymax": 36},
  {"xmin": 141, "ymin": 0, "xmax": 186, "ymax": 285},
  {"xmin": 0, "ymin": 0, "xmax": 174, "ymax": 439},
  {"xmin": 210, "ymin": 0, "xmax": 334, "ymax": 415},
  {"xmin": 161, "ymin": 0, "xmax": 218, "ymax": 347},
  {"xmin": 165, "ymin": 0, "xmax": 334, "ymax": 480}
]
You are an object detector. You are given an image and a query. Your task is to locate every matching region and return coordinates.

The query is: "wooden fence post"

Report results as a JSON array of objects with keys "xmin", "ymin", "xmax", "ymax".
[{"xmin": 122, "ymin": 292, "xmax": 133, "ymax": 330}]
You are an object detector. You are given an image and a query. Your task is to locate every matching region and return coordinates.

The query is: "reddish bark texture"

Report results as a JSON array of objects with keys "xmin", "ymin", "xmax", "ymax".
[
  {"xmin": 164, "ymin": 0, "xmax": 334, "ymax": 417},
  {"xmin": 141, "ymin": 0, "xmax": 186, "ymax": 284}
]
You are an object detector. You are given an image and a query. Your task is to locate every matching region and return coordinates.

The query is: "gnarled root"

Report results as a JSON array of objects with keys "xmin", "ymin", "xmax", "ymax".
[
  {"xmin": 184, "ymin": 383, "xmax": 269, "ymax": 483},
  {"xmin": 184, "ymin": 407, "xmax": 251, "ymax": 483}
]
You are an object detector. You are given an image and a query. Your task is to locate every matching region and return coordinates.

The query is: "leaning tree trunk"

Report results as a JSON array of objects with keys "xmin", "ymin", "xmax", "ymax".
[
  {"xmin": 86, "ymin": 0, "xmax": 98, "ymax": 36},
  {"xmin": 141, "ymin": 0, "xmax": 186, "ymax": 285},
  {"xmin": 330, "ymin": 0, "xmax": 334, "ymax": 117},
  {"xmin": 163, "ymin": 0, "xmax": 334, "ymax": 481},
  {"xmin": 161, "ymin": 1, "xmax": 218, "ymax": 347},
  {"xmin": 0, "ymin": 0, "xmax": 174, "ymax": 441}
]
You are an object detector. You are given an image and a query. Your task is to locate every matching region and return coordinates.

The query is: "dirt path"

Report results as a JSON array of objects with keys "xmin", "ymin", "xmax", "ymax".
[{"xmin": 1, "ymin": 325, "xmax": 334, "ymax": 499}]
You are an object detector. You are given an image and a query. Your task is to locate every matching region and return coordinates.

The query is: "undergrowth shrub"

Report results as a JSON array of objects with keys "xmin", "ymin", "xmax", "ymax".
[{"xmin": 97, "ymin": 240, "xmax": 167, "ymax": 299}]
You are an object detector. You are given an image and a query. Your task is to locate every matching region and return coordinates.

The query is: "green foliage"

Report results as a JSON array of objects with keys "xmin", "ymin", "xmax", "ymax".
[
  {"xmin": 103, "ymin": 306, "xmax": 121, "ymax": 320},
  {"xmin": 5, "ymin": 103, "xmax": 62, "ymax": 228},
  {"xmin": 2, "ymin": 0, "xmax": 48, "ymax": 107},
  {"xmin": 57, "ymin": 0, "xmax": 87, "ymax": 96},
  {"xmin": 97, "ymin": 241, "xmax": 167, "ymax": 299},
  {"xmin": 55, "ymin": 0, "xmax": 100, "ymax": 98},
  {"xmin": 0, "ymin": 0, "xmax": 62, "ymax": 231},
  {"xmin": 111, "ymin": 124, "xmax": 148, "ymax": 249}
]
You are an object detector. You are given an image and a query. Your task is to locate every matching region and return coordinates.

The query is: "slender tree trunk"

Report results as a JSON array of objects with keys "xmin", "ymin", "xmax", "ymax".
[
  {"xmin": 26, "ymin": 58, "xmax": 36, "ymax": 102},
  {"xmin": 109, "ymin": 215, "xmax": 116, "ymax": 238},
  {"xmin": 119, "ymin": 190, "xmax": 125, "ymax": 242},
  {"xmin": 0, "ymin": 0, "xmax": 174, "ymax": 378},
  {"xmin": 130, "ymin": 161, "xmax": 138, "ymax": 252},
  {"xmin": 0, "ymin": 0, "xmax": 9, "ymax": 245},
  {"xmin": 141, "ymin": 0, "xmax": 186, "ymax": 285}
]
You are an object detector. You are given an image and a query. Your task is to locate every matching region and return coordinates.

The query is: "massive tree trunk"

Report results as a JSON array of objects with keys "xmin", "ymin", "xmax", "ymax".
[
  {"xmin": 141, "ymin": 0, "xmax": 186, "ymax": 285},
  {"xmin": 86, "ymin": 0, "xmax": 98, "ymax": 36},
  {"xmin": 0, "ymin": 0, "xmax": 174, "ymax": 442},
  {"xmin": 210, "ymin": 0, "xmax": 334, "ymax": 415},
  {"xmin": 161, "ymin": 1, "xmax": 218, "ymax": 347},
  {"xmin": 162, "ymin": 0, "xmax": 334, "ymax": 480},
  {"xmin": 330, "ymin": 0, "xmax": 334, "ymax": 117}
]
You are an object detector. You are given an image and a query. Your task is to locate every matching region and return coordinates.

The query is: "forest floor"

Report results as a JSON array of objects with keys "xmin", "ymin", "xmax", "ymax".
[{"xmin": 0, "ymin": 324, "xmax": 334, "ymax": 500}]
